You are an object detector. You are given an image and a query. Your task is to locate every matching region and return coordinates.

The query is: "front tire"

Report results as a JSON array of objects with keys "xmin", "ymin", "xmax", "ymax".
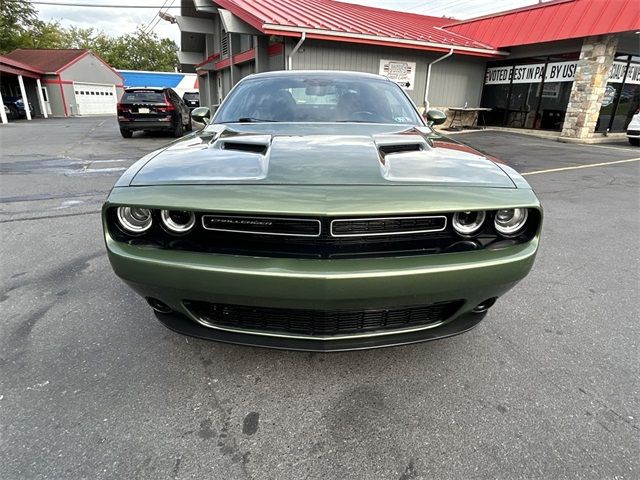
[
  {"xmin": 629, "ymin": 138, "xmax": 639, "ymax": 146},
  {"xmin": 120, "ymin": 129, "xmax": 133, "ymax": 138}
]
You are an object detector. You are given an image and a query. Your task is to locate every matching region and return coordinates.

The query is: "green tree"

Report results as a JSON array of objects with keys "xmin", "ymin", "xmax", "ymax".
[
  {"xmin": 105, "ymin": 28, "xmax": 179, "ymax": 71},
  {"xmin": 0, "ymin": 0, "xmax": 38, "ymax": 53}
]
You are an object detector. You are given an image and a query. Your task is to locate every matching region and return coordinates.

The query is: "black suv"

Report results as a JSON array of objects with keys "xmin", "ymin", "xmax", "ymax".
[
  {"xmin": 117, "ymin": 88, "xmax": 191, "ymax": 138},
  {"xmin": 182, "ymin": 91, "xmax": 200, "ymax": 110}
]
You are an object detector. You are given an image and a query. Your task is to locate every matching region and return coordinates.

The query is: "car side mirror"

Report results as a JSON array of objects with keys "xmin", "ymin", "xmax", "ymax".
[
  {"xmin": 425, "ymin": 109, "xmax": 447, "ymax": 126},
  {"xmin": 191, "ymin": 106, "xmax": 211, "ymax": 125}
]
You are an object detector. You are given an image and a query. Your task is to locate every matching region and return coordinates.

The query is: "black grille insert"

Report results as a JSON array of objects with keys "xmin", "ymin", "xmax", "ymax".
[
  {"xmin": 331, "ymin": 216, "xmax": 446, "ymax": 237},
  {"xmin": 184, "ymin": 300, "xmax": 464, "ymax": 336},
  {"xmin": 202, "ymin": 215, "xmax": 321, "ymax": 237}
]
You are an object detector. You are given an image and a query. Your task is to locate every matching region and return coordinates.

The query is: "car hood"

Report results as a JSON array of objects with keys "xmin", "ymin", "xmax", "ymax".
[{"xmin": 128, "ymin": 123, "xmax": 516, "ymax": 188}]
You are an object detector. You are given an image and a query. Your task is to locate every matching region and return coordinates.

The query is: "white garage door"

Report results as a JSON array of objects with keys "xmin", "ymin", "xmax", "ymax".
[{"xmin": 74, "ymin": 83, "xmax": 116, "ymax": 115}]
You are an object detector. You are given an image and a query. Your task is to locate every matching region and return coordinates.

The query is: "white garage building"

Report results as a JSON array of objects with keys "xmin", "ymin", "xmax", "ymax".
[{"xmin": 3, "ymin": 49, "xmax": 124, "ymax": 117}]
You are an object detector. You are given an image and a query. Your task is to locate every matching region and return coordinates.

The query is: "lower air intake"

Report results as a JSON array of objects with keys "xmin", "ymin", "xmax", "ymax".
[{"xmin": 184, "ymin": 300, "xmax": 464, "ymax": 336}]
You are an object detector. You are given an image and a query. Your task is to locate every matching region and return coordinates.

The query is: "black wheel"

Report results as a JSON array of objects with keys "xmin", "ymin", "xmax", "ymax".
[
  {"xmin": 629, "ymin": 138, "xmax": 639, "ymax": 146},
  {"xmin": 120, "ymin": 129, "xmax": 133, "ymax": 138},
  {"xmin": 174, "ymin": 119, "xmax": 184, "ymax": 137},
  {"xmin": 8, "ymin": 105, "xmax": 19, "ymax": 119}
]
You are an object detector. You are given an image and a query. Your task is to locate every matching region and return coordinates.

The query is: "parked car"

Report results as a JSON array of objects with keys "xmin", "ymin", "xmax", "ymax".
[
  {"xmin": 117, "ymin": 87, "xmax": 191, "ymax": 138},
  {"xmin": 103, "ymin": 71, "xmax": 543, "ymax": 351},
  {"xmin": 182, "ymin": 91, "xmax": 200, "ymax": 110},
  {"xmin": 3, "ymin": 96, "xmax": 34, "ymax": 119},
  {"xmin": 626, "ymin": 109, "xmax": 639, "ymax": 146}
]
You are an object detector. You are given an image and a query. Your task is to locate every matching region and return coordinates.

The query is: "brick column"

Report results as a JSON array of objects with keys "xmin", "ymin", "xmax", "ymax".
[{"xmin": 560, "ymin": 35, "xmax": 618, "ymax": 140}]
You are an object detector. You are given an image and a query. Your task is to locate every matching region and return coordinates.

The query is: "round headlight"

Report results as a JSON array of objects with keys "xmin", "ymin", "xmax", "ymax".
[
  {"xmin": 116, "ymin": 206, "xmax": 152, "ymax": 233},
  {"xmin": 494, "ymin": 208, "xmax": 528, "ymax": 236},
  {"xmin": 452, "ymin": 210, "xmax": 486, "ymax": 236},
  {"xmin": 161, "ymin": 210, "xmax": 196, "ymax": 234}
]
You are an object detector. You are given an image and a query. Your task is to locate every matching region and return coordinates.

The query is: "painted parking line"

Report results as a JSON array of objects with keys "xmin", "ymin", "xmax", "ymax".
[{"xmin": 521, "ymin": 157, "xmax": 640, "ymax": 176}]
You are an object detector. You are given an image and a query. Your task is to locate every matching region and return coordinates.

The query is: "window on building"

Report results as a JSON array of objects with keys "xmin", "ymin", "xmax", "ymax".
[
  {"xmin": 481, "ymin": 53, "xmax": 579, "ymax": 131},
  {"xmin": 596, "ymin": 55, "xmax": 640, "ymax": 133}
]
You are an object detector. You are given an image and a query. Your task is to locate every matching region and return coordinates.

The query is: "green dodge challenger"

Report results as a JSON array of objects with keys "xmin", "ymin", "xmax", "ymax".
[{"xmin": 103, "ymin": 71, "xmax": 542, "ymax": 351}]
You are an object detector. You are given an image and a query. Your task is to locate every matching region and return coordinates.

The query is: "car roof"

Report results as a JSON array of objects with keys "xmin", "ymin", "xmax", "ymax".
[
  {"xmin": 124, "ymin": 87, "xmax": 166, "ymax": 92},
  {"xmin": 243, "ymin": 70, "xmax": 392, "ymax": 82}
]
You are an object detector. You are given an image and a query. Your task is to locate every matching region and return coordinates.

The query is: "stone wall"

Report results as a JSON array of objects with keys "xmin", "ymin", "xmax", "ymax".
[{"xmin": 560, "ymin": 35, "xmax": 618, "ymax": 139}]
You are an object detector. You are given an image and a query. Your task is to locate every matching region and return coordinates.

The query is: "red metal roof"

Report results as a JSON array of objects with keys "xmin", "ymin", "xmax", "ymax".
[
  {"xmin": 4, "ymin": 49, "xmax": 89, "ymax": 74},
  {"xmin": 0, "ymin": 55, "xmax": 45, "ymax": 78},
  {"xmin": 445, "ymin": 0, "xmax": 640, "ymax": 48},
  {"xmin": 212, "ymin": 0, "xmax": 503, "ymax": 56}
]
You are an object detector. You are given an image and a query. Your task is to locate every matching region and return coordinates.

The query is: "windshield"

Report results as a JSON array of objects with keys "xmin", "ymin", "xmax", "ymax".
[
  {"xmin": 121, "ymin": 91, "xmax": 165, "ymax": 104},
  {"xmin": 214, "ymin": 75, "xmax": 422, "ymax": 124}
]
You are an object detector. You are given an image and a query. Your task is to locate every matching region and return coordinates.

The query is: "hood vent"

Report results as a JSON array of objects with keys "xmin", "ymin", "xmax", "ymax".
[
  {"xmin": 378, "ymin": 143, "xmax": 423, "ymax": 156},
  {"xmin": 222, "ymin": 141, "xmax": 268, "ymax": 155}
]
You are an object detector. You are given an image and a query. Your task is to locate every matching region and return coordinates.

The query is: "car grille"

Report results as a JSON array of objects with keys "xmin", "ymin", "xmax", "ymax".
[
  {"xmin": 331, "ymin": 216, "xmax": 446, "ymax": 237},
  {"xmin": 184, "ymin": 300, "xmax": 464, "ymax": 337},
  {"xmin": 202, "ymin": 215, "xmax": 321, "ymax": 237},
  {"xmin": 628, "ymin": 130, "xmax": 640, "ymax": 136},
  {"xmin": 194, "ymin": 214, "xmax": 454, "ymax": 258}
]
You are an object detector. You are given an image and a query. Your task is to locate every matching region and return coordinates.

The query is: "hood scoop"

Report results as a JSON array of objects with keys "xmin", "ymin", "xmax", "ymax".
[
  {"xmin": 375, "ymin": 135, "xmax": 429, "ymax": 163},
  {"xmin": 222, "ymin": 140, "xmax": 269, "ymax": 155},
  {"xmin": 378, "ymin": 143, "xmax": 423, "ymax": 156}
]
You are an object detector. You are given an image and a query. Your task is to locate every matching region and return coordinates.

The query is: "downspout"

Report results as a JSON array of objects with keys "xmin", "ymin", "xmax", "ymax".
[
  {"xmin": 424, "ymin": 48, "xmax": 454, "ymax": 111},
  {"xmin": 287, "ymin": 32, "xmax": 306, "ymax": 70}
]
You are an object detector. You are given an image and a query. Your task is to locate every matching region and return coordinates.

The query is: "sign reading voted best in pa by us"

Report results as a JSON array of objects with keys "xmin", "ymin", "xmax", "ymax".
[
  {"xmin": 485, "ymin": 61, "xmax": 578, "ymax": 85},
  {"xmin": 379, "ymin": 59, "xmax": 417, "ymax": 91},
  {"xmin": 484, "ymin": 60, "xmax": 640, "ymax": 87}
]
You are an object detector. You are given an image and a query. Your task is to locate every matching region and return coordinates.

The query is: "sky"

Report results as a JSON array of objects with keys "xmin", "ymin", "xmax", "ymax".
[{"xmin": 35, "ymin": 0, "xmax": 541, "ymax": 43}]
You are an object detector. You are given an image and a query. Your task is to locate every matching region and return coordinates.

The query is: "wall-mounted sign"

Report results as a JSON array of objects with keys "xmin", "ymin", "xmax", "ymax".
[
  {"xmin": 379, "ymin": 59, "xmax": 416, "ymax": 91},
  {"xmin": 485, "ymin": 61, "xmax": 577, "ymax": 85}
]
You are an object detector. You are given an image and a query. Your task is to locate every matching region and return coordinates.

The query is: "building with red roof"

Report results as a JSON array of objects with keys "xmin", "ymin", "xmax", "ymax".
[
  {"xmin": 1, "ymin": 49, "xmax": 124, "ymax": 121},
  {"xmin": 176, "ymin": 0, "xmax": 639, "ymax": 141}
]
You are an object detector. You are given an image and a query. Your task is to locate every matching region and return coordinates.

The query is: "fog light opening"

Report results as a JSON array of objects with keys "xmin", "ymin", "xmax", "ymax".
[
  {"xmin": 472, "ymin": 297, "xmax": 497, "ymax": 313},
  {"xmin": 147, "ymin": 297, "xmax": 172, "ymax": 313}
]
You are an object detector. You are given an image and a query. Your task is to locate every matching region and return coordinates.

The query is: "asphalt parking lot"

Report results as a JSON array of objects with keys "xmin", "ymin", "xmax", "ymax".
[{"xmin": 1, "ymin": 117, "xmax": 638, "ymax": 479}]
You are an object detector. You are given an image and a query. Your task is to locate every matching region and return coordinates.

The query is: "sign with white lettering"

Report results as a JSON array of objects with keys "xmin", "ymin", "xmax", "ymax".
[{"xmin": 379, "ymin": 59, "xmax": 416, "ymax": 91}]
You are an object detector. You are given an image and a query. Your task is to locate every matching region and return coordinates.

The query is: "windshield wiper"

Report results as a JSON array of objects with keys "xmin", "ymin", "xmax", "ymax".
[
  {"xmin": 235, "ymin": 117, "xmax": 279, "ymax": 123},
  {"xmin": 334, "ymin": 120, "xmax": 378, "ymax": 123}
]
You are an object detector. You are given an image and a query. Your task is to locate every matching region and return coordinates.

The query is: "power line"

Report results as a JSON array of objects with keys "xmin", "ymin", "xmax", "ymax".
[
  {"xmin": 142, "ymin": 0, "xmax": 172, "ymax": 34},
  {"xmin": 144, "ymin": 0, "xmax": 177, "ymax": 35}
]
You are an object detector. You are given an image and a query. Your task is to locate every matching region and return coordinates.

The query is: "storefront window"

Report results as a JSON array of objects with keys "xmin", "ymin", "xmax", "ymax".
[
  {"xmin": 481, "ymin": 54, "xmax": 579, "ymax": 131},
  {"xmin": 596, "ymin": 55, "xmax": 640, "ymax": 133}
]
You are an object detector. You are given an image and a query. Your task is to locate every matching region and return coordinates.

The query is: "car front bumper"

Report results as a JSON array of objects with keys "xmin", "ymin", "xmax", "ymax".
[
  {"xmin": 106, "ymin": 231, "xmax": 539, "ymax": 351},
  {"xmin": 626, "ymin": 130, "xmax": 640, "ymax": 139}
]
